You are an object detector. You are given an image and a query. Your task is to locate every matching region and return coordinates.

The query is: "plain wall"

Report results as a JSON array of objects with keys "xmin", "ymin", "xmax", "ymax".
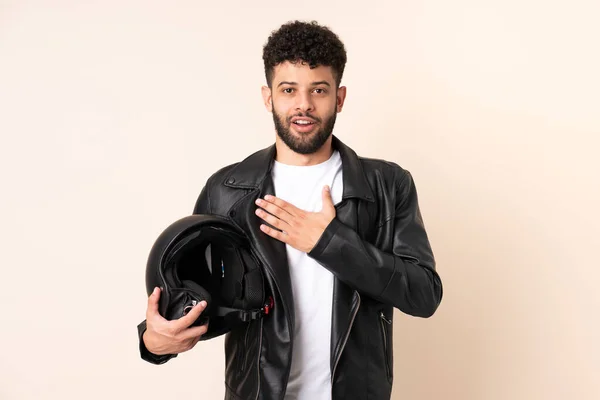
[{"xmin": 1, "ymin": 1, "xmax": 598, "ymax": 399}]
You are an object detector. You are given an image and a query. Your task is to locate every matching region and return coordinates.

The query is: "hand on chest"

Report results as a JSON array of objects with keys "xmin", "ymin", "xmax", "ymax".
[{"xmin": 274, "ymin": 181, "xmax": 342, "ymax": 213}]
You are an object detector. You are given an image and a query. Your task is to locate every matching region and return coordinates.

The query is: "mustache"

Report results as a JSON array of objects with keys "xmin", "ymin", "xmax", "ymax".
[{"xmin": 287, "ymin": 113, "xmax": 320, "ymax": 123}]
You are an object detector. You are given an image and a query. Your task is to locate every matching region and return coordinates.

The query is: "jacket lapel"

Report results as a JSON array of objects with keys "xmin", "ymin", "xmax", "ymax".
[
  {"xmin": 224, "ymin": 145, "xmax": 296, "ymax": 334},
  {"xmin": 330, "ymin": 198, "xmax": 367, "ymax": 373}
]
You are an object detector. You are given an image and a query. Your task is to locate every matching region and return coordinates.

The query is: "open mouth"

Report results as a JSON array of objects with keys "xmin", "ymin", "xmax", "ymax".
[{"xmin": 291, "ymin": 117, "xmax": 318, "ymax": 132}]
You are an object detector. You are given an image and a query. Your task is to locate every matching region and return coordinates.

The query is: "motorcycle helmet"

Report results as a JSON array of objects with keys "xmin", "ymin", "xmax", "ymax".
[{"xmin": 145, "ymin": 214, "xmax": 273, "ymax": 337}]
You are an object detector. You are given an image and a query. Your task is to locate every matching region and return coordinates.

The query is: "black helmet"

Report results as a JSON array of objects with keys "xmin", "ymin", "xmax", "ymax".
[{"xmin": 145, "ymin": 214, "xmax": 273, "ymax": 338}]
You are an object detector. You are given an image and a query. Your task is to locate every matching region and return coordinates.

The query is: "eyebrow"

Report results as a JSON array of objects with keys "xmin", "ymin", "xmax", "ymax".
[{"xmin": 277, "ymin": 81, "xmax": 331, "ymax": 88}]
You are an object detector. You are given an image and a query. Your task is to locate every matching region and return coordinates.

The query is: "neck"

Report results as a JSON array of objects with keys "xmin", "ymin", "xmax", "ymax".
[{"xmin": 274, "ymin": 135, "xmax": 334, "ymax": 166}]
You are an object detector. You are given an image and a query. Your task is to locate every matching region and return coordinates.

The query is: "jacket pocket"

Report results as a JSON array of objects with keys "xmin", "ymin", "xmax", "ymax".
[{"xmin": 379, "ymin": 311, "xmax": 393, "ymax": 382}]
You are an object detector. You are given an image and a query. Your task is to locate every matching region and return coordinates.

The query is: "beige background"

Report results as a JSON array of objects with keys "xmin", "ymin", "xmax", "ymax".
[{"xmin": 1, "ymin": 1, "xmax": 598, "ymax": 399}]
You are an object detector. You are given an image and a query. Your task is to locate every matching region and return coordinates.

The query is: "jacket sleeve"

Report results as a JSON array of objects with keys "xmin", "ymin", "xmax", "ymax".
[
  {"xmin": 136, "ymin": 184, "xmax": 211, "ymax": 364},
  {"xmin": 308, "ymin": 169, "xmax": 443, "ymax": 317}
]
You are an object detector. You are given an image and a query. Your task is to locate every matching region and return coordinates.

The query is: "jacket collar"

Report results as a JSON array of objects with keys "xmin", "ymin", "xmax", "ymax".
[{"xmin": 223, "ymin": 135, "xmax": 375, "ymax": 202}]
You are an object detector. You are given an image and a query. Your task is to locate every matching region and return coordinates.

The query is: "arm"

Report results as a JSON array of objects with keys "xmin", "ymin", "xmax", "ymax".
[
  {"xmin": 137, "ymin": 184, "xmax": 211, "ymax": 364},
  {"xmin": 308, "ymin": 170, "xmax": 443, "ymax": 317}
]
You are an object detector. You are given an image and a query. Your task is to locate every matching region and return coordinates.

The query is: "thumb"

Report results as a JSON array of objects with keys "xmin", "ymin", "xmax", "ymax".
[
  {"xmin": 321, "ymin": 185, "xmax": 335, "ymax": 211},
  {"xmin": 147, "ymin": 287, "xmax": 161, "ymax": 317}
]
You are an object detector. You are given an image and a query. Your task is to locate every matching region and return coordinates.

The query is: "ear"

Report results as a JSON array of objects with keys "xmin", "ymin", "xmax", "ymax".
[
  {"xmin": 336, "ymin": 86, "xmax": 347, "ymax": 113},
  {"xmin": 261, "ymin": 85, "xmax": 273, "ymax": 112}
]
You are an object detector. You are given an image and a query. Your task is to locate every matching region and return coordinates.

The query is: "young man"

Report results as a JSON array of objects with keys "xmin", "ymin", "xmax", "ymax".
[{"xmin": 138, "ymin": 20, "xmax": 443, "ymax": 400}]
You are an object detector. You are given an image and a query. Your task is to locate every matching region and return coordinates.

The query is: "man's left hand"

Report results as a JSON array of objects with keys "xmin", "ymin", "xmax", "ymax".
[{"xmin": 254, "ymin": 185, "xmax": 336, "ymax": 253}]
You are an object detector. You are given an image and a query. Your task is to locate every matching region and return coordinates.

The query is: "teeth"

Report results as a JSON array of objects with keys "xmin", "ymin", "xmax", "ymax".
[{"xmin": 295, "ymin": 120, "xmax": 312, "ymax": 125}]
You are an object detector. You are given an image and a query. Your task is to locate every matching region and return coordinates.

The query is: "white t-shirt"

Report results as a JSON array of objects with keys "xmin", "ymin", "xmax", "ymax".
[{"xmin": 271, "ymin": 150, "xmax": 344, "ymax": 400}]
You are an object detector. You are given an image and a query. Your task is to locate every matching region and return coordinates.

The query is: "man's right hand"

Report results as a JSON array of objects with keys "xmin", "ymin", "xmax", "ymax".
[{"xmin": 142, "ymin": 287, "xmax": 209, "ymax": 355}]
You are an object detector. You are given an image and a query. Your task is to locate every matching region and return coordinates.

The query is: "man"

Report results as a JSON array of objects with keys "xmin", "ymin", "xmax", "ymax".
[{"xmin": 137, "ymin": 20, "xmax": 443, "ymax": 400}]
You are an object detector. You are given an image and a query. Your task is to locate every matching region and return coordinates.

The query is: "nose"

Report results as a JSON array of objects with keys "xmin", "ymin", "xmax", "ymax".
[{"xmin": 295, "ymin": 90, "xmax": 314, "ymax": 113}]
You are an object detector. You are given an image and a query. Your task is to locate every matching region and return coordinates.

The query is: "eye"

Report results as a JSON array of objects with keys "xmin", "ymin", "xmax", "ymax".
[
  {"xmin": 283, "ymin": 88, "xmax": 294, "ymax": 94},
  {"xmin": 313, "ymin": 88, "xmax": 327, "ymax": 94}
]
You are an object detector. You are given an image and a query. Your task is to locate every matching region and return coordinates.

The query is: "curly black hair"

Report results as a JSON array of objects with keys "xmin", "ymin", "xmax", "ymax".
[{"xmin": 262, "ymin": 20, "xmax": 347, "ymax": 88}]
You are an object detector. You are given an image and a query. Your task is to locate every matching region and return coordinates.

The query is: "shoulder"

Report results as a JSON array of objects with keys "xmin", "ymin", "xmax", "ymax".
[
  {"xmin": 357, "ymin": 156, "xmax": 412, "ymax": 188},
  {"xmin": 204, "ymin": 162, "xmax": 240, "ymax": 187},
  {"xmin": 192, "ymin": 162, "xmax": 243, "ymax": 216}
]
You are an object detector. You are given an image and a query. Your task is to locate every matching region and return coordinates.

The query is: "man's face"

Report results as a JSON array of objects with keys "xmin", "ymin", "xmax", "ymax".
[{"xmin": 262, "ymin": 61, "xmax": 346, "ymax": 155}]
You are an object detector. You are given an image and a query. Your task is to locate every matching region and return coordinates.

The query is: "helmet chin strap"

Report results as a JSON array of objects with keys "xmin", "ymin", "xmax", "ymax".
[
  {"xmin": 212, "ymin": 296, "xmax": 274, "ymax": 323},
  {"xmin": 181, "ymin": 297, "xmax": 274, "ymax": 322}
]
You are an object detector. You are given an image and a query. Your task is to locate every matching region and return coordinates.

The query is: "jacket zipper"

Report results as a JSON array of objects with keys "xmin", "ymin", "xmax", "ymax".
[
  {"xmin": 379, "ymin": 311, "xmax": 392, "ymax": 379},
  {"xmin": 253, "ymin": 316, "xmax": 264, "ymax": 400},
  {"xmin": 331, "ymin": 293, "xmax": 361, "ymax": 391},
  {"xmin": 241, "ymin": 320, "xmax": 251, "ymax": 372}
]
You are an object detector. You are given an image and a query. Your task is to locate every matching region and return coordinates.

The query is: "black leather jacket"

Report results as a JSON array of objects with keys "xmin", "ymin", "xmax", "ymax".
[{"xmin": 137, "ymin": 135, "xmax": 443, "ymax": 400}]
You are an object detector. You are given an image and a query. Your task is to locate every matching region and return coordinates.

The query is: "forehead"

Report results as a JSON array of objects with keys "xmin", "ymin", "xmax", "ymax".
[{"xmin": 272, "ymin": 61, "xmax": 335, "ymax": 86}]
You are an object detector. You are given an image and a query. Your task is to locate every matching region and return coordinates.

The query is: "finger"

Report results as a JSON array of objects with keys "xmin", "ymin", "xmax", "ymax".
[
  {"xmin": 255, "ymin": 208, "xmax": 289, "ymax": 229},
  {"xmin": 146, "ymin": 287, "xmax": 161, "ymax": 317},
  {"xmin": 262, "ymin": 195, "xmax": 298, "ymax": 216},
  {"xmin": 256, "ymin": 198, "xmax": 294, "ymax": 220},
  {"xmin": 183, "ymin": 332, "xmax": 204, "ymax": 351},
  {"xmin": 181, "ymin": 322, "xmax": 209, "ymax": 340},
  {"xmin": 260, "ymin": 224, "xmax": 289, "ymax": 243},
  {"xmin": 175, "ymin": 300, "xmax": 207, "ymax": 330},
  {"xmin": 189, "ymin": 335, "xmax": 202, "ymax": 349}
]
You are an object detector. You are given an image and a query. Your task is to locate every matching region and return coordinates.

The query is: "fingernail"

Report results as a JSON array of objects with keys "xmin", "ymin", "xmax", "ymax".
[
  {"xmin": 199, "ymin": 301, "xmax": 207, "ymax": 308},
  {"xmin": 264, "ymin": 195, "xmax": 272, "ymax": 200}
]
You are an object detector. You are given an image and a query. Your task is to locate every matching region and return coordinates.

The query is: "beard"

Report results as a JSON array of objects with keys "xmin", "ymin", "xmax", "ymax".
[{"xmin": 272, "ymin": 107, "xmax": 337, "ymax": 155}]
